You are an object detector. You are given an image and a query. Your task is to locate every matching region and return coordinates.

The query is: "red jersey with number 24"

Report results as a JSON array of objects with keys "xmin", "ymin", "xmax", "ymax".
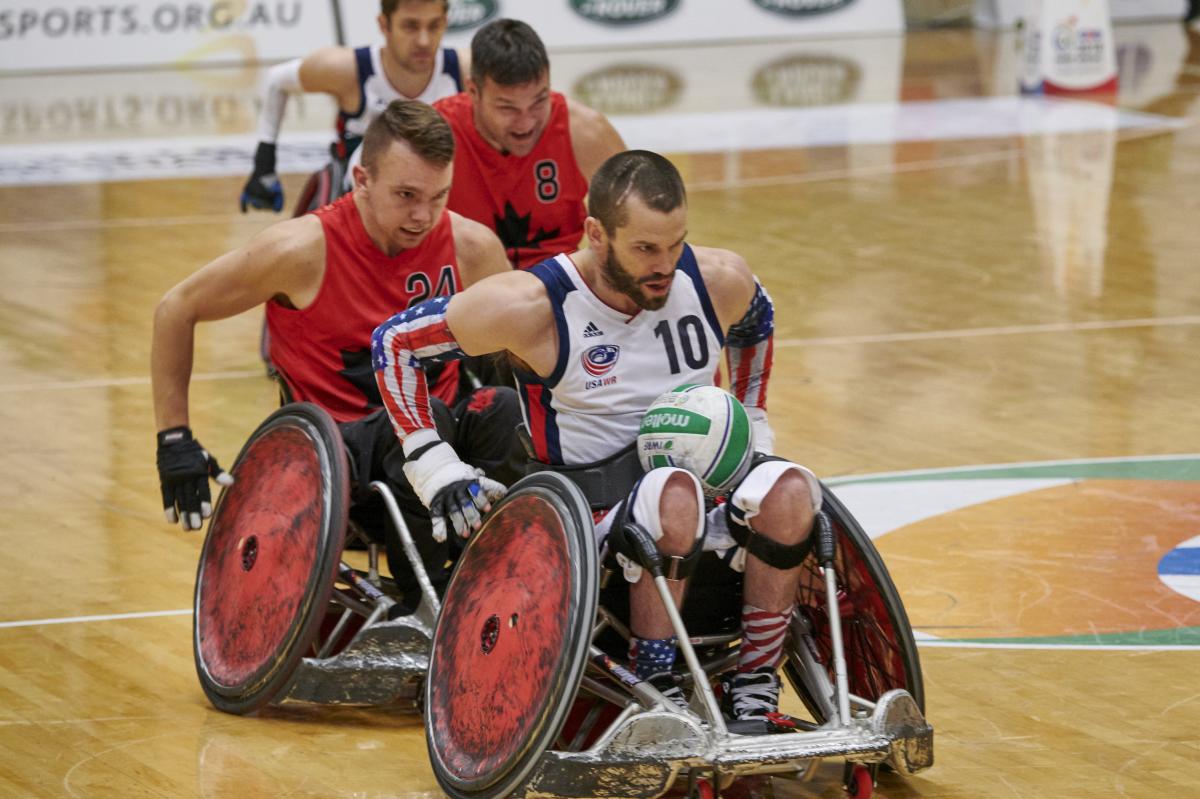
[
  {"xmin": 266, "ymin": 194, "xmax": 461, "ymax": 422},
  {"xmin": 434, "ymin": 91, "xmax": 588, "ymax": 269}
]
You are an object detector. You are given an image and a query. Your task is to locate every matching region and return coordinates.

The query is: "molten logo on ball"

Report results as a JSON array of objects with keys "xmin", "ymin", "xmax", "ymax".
[{"xmin": 637, "ymin": 384, "xmax": 754, "ymax": 496}]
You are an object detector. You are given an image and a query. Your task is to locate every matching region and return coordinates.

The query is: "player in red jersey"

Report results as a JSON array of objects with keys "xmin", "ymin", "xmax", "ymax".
[
  {"xmin": 153, "ymin": 101, "xmax": 519, "ymax": 605},
  {"xmin": 434, "ymin": 19, "xmax": 626, "ymax": 269}
]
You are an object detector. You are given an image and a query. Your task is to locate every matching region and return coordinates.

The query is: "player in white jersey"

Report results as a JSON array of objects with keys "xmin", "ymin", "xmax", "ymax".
[
  {"xmin": 240, "ymin": 0, "xmax": 463, "ymax": 214},
  {"xmin": 370, "ymin": 150, "xmax": 822, "ymax": 733}
]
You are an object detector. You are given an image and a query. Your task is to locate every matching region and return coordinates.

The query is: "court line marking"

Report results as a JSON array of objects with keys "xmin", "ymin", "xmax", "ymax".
[
  {"xmin": 2, "ymin": 608, "xmax": 1191, "ymax": 652},
  {"xmin": 824, "ymin": 452, "xmax": 1200, "ymax": 485},
  {"xmin": 0, "ymin": 369, "xmax": 262, "ymax": 393},
  {"xmin": 0, "ymin": 609, "xmax": 190, "ymax": 629},
  {"xmin": 775, "ymin": 314, "xmax": 1200, "ymax": 348},
  {"xmin": 0, "ymin": 212, "xmax": 265, "ymax": 235},
  {"xmin": 2, "ymin": 316, "xmax": 1197, "ymax": 395}
]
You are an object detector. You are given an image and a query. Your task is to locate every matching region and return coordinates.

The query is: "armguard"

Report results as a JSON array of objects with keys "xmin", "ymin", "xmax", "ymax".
[
  {"xmin": 255, "ymin": 58, "xmax": 303, "ymax": 144},
  {"xmin": 371, "ymin": 297, "xmax": 469, "ymax": 440},
  {"xmin": 725, "ymin": 279, "xmax": 774, "ymax": 412}
]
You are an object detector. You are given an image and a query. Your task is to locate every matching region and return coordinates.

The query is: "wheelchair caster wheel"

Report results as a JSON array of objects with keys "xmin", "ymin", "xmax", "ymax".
[
  {"xmin": 688, "ymin": 778, "xmax": 715, "ymax": 799},
  {"xmin": 844, "ymin": 764, "xmax": 873, "ymax": 799}
]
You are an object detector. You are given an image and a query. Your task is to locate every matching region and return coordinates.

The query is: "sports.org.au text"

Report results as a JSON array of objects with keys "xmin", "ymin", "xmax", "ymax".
[{"xmin": 0, "ymin": 2, "xmax": 301, "ymax": 39}]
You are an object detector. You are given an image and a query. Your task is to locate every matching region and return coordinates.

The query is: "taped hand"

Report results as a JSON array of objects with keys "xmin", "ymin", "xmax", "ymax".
[{"xmin": 402, "ymin": 439, "xmax": 506, "ymax": 542}]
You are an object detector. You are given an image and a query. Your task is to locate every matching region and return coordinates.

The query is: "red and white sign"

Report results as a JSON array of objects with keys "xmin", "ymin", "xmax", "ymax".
[{"xmin": 1021, "ymin": 0, "xmax": 1118, "ymax": 95}]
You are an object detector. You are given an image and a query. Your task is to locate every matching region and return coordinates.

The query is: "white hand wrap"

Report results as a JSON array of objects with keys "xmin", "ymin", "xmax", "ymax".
[
  {"xmin": 401, "ymin": 431, "xmax": 506, "ymax": 542},
  {"xmin": 401, "ymin": 433, "xmax": 477, "ymax": 508}
]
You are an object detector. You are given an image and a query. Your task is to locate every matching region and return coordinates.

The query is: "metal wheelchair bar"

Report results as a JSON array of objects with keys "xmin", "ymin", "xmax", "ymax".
[
  {"xmin": 651, "ymin": 574, "xmax": 728, "ymax": 735},
  {"xmin": 369, "ymin": 480, "xmax": 441, "ymax": 616}
]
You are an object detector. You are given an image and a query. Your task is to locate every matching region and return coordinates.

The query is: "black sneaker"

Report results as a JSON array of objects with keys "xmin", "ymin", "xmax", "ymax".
[
  {"xmin": 726, "ymin": 667, "xmax": 801, "ymax": 734},
  {"xmin": 646, "ymin": 672, "xmax": 689, "ymax": 711}
]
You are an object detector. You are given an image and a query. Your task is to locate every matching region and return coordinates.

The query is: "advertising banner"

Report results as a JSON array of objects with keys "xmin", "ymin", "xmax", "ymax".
[
  {"xmin": 0, "ymin": 0, "xmax": 338, "ymax": 73},
  {"xmin": 342, "ymin": 0, "xmax": 904, "ymax": 53}
]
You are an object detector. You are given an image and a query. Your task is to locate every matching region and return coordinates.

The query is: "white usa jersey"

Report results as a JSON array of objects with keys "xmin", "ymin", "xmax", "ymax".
[
  {"xmin": 340, "ymin": 46, "xmax": 462, "ymax": 185},
  {"xmin": 519, "ymin": 247, "xmax": 725, "ymax": 466}
]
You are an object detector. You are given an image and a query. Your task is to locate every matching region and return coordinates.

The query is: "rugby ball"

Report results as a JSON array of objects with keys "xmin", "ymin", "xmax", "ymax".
[{"xmin": 637, "ymin": 384, "xmax": 755, "ymax": 495}]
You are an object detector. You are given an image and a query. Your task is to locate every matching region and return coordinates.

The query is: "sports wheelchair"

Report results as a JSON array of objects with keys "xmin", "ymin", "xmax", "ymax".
[
  {"xmin": 193, "ymin": 402, "xmax": 439, "ymax": 712},
  {"xmin": 193, "ymin": 403, "xmax": 933, "ymax": 798}
]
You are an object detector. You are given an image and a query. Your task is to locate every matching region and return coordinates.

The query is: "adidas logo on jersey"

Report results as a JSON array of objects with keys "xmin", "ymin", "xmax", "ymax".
[{"xmin": 583, "ymin": 321, "xmax": 604, "ymax": 338}]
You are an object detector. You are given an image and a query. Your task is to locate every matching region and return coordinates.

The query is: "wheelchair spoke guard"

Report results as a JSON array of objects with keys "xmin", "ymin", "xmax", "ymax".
[
  {"xmin": 426, "ymin": 472, "xmax": 597, "ymax": 799},
  {"xmin": 193, "ymin": 402, "xmax": 349, "ymax": 714},
  {"xmin": 785, "ymin": 483, "xmax": 924, "ymax": 720}
]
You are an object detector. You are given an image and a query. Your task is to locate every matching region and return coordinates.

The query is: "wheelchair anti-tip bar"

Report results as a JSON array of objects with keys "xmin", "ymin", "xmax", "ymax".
[{"xmin": 815, "ymin": 512, "xmax": 852, "ymax": 727}]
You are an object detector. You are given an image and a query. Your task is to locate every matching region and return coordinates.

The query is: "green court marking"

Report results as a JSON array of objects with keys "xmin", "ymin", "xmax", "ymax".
[
  {"xmin": 827, "ymin": 455, "xmax": 1200, "ymax": 486},
  {"xmin": 941, "ymin": 626, "xmax": 1200, "ymax": 647}
]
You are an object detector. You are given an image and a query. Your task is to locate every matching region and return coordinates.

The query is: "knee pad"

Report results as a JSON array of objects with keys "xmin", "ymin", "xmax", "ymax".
[
  {"xmin": 599, "ymin": 467, "xmax": 706, "ymax": 583},
  {"xmin": 724, "ymin": 456, "xmax": 822, "ymax": 571}
]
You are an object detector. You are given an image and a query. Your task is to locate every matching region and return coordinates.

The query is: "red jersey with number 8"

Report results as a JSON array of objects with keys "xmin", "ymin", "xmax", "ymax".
[
  {"xmin": 434, "ymin": 91, "xmax": 588, "ymax": 269},
  {"xmin": 266, "ymin": 194, "xmax": 461, "ymax": 422}
]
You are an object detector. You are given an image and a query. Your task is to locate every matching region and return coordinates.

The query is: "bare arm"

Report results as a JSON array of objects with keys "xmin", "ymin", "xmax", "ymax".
[
  {"xmin": 151, "ymin": 215, "xmax": 325, "ymax": 431},
  {"xmin": 297, "ymin": 46, "xmax": 363, "ymax": 113},
  {"xmin": 694, "ymin": 246, "xmax": 758, "ymax": 331},
  {"xmin": 567, "ymin": 97, "xmax": 627, "ymax": 182},
  {"xmin": 447, "ymin": 270, "xmax": 557, "ymax": 371},
  {"xmin": 450, "ymin": 212, "xmax": 514, "ymax": 287}
]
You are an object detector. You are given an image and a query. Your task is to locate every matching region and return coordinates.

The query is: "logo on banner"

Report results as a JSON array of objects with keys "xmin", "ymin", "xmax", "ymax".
[
  {"xmin": 752, "ymin": 54, "xmax": 860, "ymax": 106},
  {"xmin": 448, "ymin": 0, "xmax": 498, "ymax": 31},
  {"xmin": 572, "ymin": 64, "xmax": 682, "ymax": 114},
  {"xmin": 751, "ymin": 0, "xmax": 855, "ymax": 16},
  {"xmin": 570, "ymin": 0, "xmax": 680, "ymax": 26}
]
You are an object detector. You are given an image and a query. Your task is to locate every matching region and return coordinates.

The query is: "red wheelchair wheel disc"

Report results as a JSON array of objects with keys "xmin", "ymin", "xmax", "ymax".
[
  {"xmin": 426, "ymin": 473, "xmax": 597, "ymax": 798},
  {"xmin": 197, "ymin": 424, "xmax": 327, "ymax": 688}
]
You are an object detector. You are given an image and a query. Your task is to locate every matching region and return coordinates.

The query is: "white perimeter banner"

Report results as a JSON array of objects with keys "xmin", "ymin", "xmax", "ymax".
[
  {"xmin": 973, "ymin": 0, "xmax": 1186, "ymax": 28},
  {"xmin": 343, "ymin": 0, "xmax": 904, "ymax": 53},
  {"xmin": 0, "ymin": 1, "xmax": 339, "ymax": 73}
]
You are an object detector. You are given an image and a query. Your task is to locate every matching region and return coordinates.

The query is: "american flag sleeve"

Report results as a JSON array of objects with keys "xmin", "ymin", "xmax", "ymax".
[
  {"xmin": 724, "ymin": 279, "xmax": 774, "ymax": 412},
  {"xmin": 371, "ymin": 296, "xmax": 468, "ymax": 441}
]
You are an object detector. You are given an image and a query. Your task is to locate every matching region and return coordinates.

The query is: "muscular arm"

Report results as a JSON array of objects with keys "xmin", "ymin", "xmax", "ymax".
[
  {"xmin": 566, "ymin": 97, "xmax": 627, "ymax": 182},
  {"xmin": 450, "ymin": 212, "xmax": 514, "ymax": 287},
  {"xmin": 151, "ymin": 215, "xmax": 325, "ymax": 430}
]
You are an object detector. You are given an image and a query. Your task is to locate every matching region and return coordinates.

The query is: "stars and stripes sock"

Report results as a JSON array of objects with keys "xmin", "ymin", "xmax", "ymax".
[
  {"xmin": 738, "ymin": 603, "xmax": 791, "ymax": 673},
  {"xmin": 630, "ymin": 635, "xmax": 678, "ymax": 681}
]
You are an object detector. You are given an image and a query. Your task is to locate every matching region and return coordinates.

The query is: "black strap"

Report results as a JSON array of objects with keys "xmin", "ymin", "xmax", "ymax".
[
  {"xmin": 604, "ymin": 495, "xmax": 708, "ymax": 582},
  {"xmin": 723, "ymin": 453, "xmax": 815, "ymax": 570},
  {"xmin": 525, "ymin": 442, "xmax": 643, "ymax": 511}
]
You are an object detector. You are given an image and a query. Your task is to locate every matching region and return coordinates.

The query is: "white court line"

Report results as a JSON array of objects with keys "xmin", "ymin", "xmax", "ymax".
[
  {"xmin": 0, "ymin": 212, "xmax": 263, "ymax": 235},
  {"xmin": 3, "ymin": 316, "xmax": 1198, "ymax": 395},
  {"xmin": 3, "ymin": 609, "xmax": 1189, "ymax": 651},
  {"xmin": 0, "ymin": 609, "xmax": 190, "ymax": 629},
  {"xmin": 0, "ymin": 368, "xmax": 263, "ymax": 394},
  {"xmin": 774, "ymin": 315, "xmax": 1200, "ymax": 348},
  {"xmin": 914, "ymin": 640, "xmax": 1197, "ymax": 652}
]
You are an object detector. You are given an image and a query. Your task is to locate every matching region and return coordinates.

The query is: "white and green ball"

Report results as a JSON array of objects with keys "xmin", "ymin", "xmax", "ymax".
[{"xmin": 637, "ymin": 385, "xmax": 755, "ymax": 496}]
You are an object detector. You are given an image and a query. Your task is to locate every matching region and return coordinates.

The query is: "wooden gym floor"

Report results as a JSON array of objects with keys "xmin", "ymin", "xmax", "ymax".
[{"xmin": 1, "ymin": 24, "xmax": 1198, "ymax": 798}]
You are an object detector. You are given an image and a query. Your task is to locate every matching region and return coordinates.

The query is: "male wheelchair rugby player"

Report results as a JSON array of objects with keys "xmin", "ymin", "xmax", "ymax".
[{"xmin": 420, "ymin": 386, "xmax": 933, "ymax": 799}]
